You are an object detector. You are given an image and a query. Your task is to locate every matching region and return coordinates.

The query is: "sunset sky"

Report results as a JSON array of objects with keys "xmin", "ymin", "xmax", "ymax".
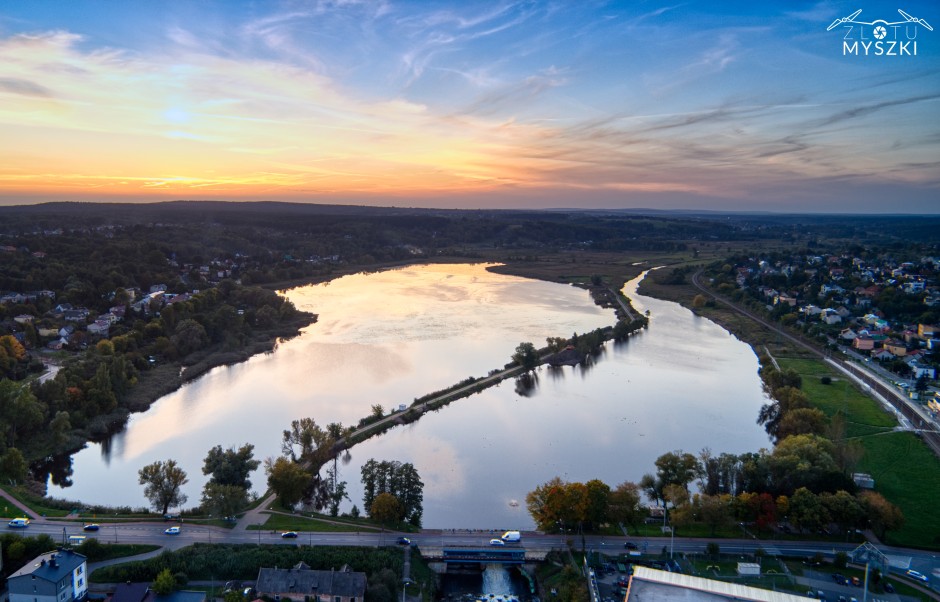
[{"xmin": 1, "ymin": 1, "xmax": 938, "ymax": 212}]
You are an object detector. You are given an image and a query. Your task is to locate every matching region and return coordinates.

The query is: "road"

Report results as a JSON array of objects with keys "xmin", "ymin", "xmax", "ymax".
[
  {"xmin": 13, "ymin": 520, "xmax": 940, "ymax": 588},
  {"xmin": 689, "ymin": 270, "xmax": 940, "ymax": 458}
]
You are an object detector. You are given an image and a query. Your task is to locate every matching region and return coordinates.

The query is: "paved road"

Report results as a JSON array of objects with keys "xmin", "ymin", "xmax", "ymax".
[{"xmin": 689, "ymin": 270, "xmax": 940, "ymax": 458}]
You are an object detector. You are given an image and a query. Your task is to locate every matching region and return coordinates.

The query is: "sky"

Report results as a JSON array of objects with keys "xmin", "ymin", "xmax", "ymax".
[{"xmin": 0, "ymin": 1, "xmax": 938, "ymax": 213}]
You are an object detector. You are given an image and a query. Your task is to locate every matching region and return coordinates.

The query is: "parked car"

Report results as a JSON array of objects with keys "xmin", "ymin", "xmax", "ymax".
[
  {"xmin": 905, "ymin": 569, "xmax": 928, "ymax": 582},
  {"xmin": 83, "ymin": 524, "xmax": 100, "ymax": 532},
  {"xmin": 164, "ymin": 526, "xmax": 181, "ymax": 535},
  {"xmin": 396, "ymin": 537, "xmax": 411, "ymax": 545},
  {"xmin": 281, "ymin": 531, "xmax": 298, "ymax": 539}
]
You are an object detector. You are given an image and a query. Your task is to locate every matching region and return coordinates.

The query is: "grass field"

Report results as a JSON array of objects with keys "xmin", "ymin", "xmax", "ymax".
[
  {"xmin": 249, "ymin": 511, "xmax": 396, "ymax": 533},
  {"xmin": 778, "ymin": 358, "xmax": 940, "ymax": 549}
]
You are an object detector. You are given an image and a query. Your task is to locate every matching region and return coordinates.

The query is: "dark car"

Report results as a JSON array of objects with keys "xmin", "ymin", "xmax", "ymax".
[
  {"xmin": 83, "ymin": 524, "xmax": 100, "ymax": 532},
  {"xmin": 624, "ymin": 542, "xmax": 638, "ymax": 550},
  {"xmin": 281, "ymin": 531, "xmax": 298, "ymax": 538},
  {"xmin": 883, "ymin": 583, "xmax": 894, "ymax": 593},
  {"xmin": 397, "ymin": 537, "xmax": 411, "ymax": 545}
]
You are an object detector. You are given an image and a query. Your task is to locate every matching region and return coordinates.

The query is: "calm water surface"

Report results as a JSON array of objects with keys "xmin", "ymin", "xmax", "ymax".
[{"xmin": 48, "ymin": 264, "xmax": 770, "ymax": 528}]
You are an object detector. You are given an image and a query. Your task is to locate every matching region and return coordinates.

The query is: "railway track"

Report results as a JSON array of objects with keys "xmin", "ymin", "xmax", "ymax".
[{"xmin": 689, "ymin": 270, "xmax": 940, "ymax": 459}]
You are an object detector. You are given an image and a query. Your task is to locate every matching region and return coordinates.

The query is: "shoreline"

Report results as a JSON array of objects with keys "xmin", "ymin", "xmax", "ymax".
[{"xmin": 33, "ymin": 257, "xmax": 646, "ymax": 493}]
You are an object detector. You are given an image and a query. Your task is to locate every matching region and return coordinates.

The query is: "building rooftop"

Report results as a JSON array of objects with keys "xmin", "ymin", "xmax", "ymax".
[
  {"xmin": 256, "ymin": 564, "xmax": 366, "ymax": 599},
  {"xmin": 626, "ymin": 567, "xmax": 810, "ymax": 602},
  {"xmin": 10, "ymin": 549, "xmax": 86, "ymax": 583}
]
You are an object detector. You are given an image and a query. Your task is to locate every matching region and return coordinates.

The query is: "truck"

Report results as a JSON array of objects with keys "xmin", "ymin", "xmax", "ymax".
[{"xmin": 501, "ymin": 530, "xmax": 522, "ymax": 543}]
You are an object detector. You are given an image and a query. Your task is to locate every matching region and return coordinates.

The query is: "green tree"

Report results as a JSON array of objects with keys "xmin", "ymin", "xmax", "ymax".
[
  {"xmin": 820, "ymin": 490, "xmax": 863, "ymax": 535},
  {"xmin": 370, "ymin": 492, "xmax": 404, "ymax": 525},
  {"xmin": 50, "ymin": 411, "xmax": 72, "ymax": 447},
  {"xmin": 757, "ymin": 386, "xmax": 810, "ymax": 441},
  {"xmin": 608, "ymin": 481, "xmax": 644, "ymax": 534},
  {"xmin": 152, "ymin": 568, "xmax": 176, "ymax": 595},
  {"xmin": 0, "ymin": 379, "xmax": 44, "ymax": 448},
  {"xmin": 171, "ymin": 319, "xmax": 209, "ymax": 356},
  {"xmin": 512, "ymin": 342, "xmax": 539, "ymax": 371},
  {"xmin": 776, "ymin": 408, "xmax": 827, "ymax": 440},
  {"xmin": 788, "ymin": 487, "xmax": 829, "ymax": 533},
  {"xmin": 201, "ymin": 482, "xmax": 249, "ymax": 518},
  {"xmin": 768, "ymin": 434, "xmax": 843, "ymax": 494},
  {"xmin": 138, "ymin": 459, "xmax": 189, "ymax": 515},
  {"xmin": 360, "ymin": 459, "xmax": 423, "ymax": 526},
  {"xmin": 265, "ymin": 456, "xmax": 310, "ymax": 509},
  {"xmin": 0, "ymin": 447, "xmax": 29, "ymax": 484},
  {"xmin": 202, "ymin": 443, "xmax": 260, "ymax": 490}
]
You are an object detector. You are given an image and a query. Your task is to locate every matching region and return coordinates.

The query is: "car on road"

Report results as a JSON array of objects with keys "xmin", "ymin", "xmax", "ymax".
[
  {"xmin": 489, "ymin": 538, "xmax": 505, "ymax": 546},
  {"xmin": 164, "ymin": 526, "xmax": 181, "ymax": 535},
  {"xmin": 281, "ymin": 531, "xmax": 298, "ymax": 538},
  {"xmin": 883, "ymin": 583, "xmax": 895, "ymax": 593},
  {"xmin": 8, "ymin": 518, "xmax": 29, "ymax": 528},
  {"xmin": 624, "ymin": 542, "xmax": 638, "ymax": 550},
  {"xmin": 83, "ymin": 524, "xmax": 100, "ymax": 532},
  {"xmin": 396, "ymin": 537, "xmax": 411, "ymax": 545},
  {"xmin": 905, "ymin": 569, "xmax": 928, "ymax": 582}
]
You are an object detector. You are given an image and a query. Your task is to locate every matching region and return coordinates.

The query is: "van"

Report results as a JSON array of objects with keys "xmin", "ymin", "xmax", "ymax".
[
  {"xmin": 501, "ymin": 530, "xmax": 521, "ymax": 543},
  {"xmin": 68, "ymin": 535, "xmax": 86, "ymax": 545},
  {"xmin": 8, "ymin": 518, "xmax": 29, "ymax": 528}
]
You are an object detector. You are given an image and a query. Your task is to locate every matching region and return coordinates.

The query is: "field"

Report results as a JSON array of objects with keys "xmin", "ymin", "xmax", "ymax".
[{"xmin": 778, "ymin": 358, "xmax": 940, "ymax": 549}]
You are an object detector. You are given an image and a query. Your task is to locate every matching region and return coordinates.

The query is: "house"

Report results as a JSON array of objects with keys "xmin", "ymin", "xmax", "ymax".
[
  {"xmin": 108, "ymin": 582, "xmax": 206, "ymax": 602},
  {"xmin": 87, "ymin": 321, "xmax": 110, "ymax": 337},
  {"xmin": 908, "ymin": 360, "xmax": 936, "ymax": 380},
  {"xmin": 13, "ymin": 314, "xmax": 34, "ymax": 325},
  {"xmin": 871, "ymin": 349, "xmax": 895, "ymax": 362},
  {"xmin": 853, "ymin": 335, "xmax": 875, "ymax": 351},
  {"xmin": 839, "ymin": 328, "xmax": 857, "ymax": 341},
  {"xmin": 8, "ymin": 549, "xmax": 88, "ymax": 602},
  {"xmin": 821, "ymin": 309, "xmax": 842, "ymax": 325},
  {"xmin": 801, "ymin": 305, "xmax": 822, "ymax": 317},
  {"xmin": 256, "ymin": 562, "xmax": 366, "ymax": 602},
  {"xmin": 883, "ymin": 339, "xmax": 907, "ymax": 357},
  {"xmin": 918, "ymin": 324, "xmax": 939, "ymax": 340}
]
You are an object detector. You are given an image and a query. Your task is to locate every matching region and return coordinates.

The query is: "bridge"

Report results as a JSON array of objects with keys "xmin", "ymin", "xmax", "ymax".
[{"xmin": 436, "ymin": 548, "xmax": 533, "ymax": 564}]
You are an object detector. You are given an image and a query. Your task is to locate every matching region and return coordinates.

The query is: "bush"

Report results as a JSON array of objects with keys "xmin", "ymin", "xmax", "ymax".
[{"xmin": 820, "ymin": 376, "xmax": 832, "ymax": 385}]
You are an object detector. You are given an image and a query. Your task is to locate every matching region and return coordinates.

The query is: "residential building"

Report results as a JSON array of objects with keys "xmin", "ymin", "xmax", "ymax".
[
  {"xmin": 8, "ymin": 549, "xmax": 88, "ymax": 602},
  {"xmin": 256, "ymin": 562, "xmax": 366, "ymax": 602},
  {"xmin": 108, "ymin": 582, "xmax": 205, "ymax": 602}
]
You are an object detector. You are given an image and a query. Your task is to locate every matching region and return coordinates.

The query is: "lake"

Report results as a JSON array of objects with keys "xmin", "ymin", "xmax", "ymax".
[{"xmin": 47, "ymin": 263, "xmax": 770, "ymax": 528}]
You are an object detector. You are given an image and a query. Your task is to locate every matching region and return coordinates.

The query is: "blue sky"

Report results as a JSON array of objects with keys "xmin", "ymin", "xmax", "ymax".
[{"xmin": 0, "ymin": 0, "xmax": 937, "ymax": 212}]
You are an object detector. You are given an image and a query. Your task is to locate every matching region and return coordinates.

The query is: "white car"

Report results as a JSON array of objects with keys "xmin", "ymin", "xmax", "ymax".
[
  {"xmin": 489, "ymin": 538, "xmax": 505, "ymax": 546},
  {"xmin": 905, "ymin": 569, "xmax": 928, "ymax": 582},
  {"xmin": 164, "ymin": 526, "xmax": 181, "ymax": 535}
]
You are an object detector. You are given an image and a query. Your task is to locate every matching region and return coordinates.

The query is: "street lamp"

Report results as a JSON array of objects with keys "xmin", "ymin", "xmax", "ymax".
[{"xmin": 401, "ymin": 579, "xmax": 413, "ymax": 602}]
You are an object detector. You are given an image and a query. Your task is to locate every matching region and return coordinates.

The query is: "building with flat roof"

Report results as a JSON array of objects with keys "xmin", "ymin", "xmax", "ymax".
[
  {"xmin": 8, "ymin": 549, "xmax": 88, "ymax": 602},
  {"xmin": 626, "ymin": 567, "xmax": 810, "ymax": 601}
]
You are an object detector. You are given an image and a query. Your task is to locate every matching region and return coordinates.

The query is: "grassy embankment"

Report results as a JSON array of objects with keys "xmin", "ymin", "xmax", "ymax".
[
  {"xmin": 778, "ymin": 358, "xmax": 940, "ymax": 550},
  {"xmin": 247, "ymin": 509, "xmax": 410, "ymax": 533},
  {"xmin": 636, "ymin": 268, "xmax": 940, "ymax": 550}
]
